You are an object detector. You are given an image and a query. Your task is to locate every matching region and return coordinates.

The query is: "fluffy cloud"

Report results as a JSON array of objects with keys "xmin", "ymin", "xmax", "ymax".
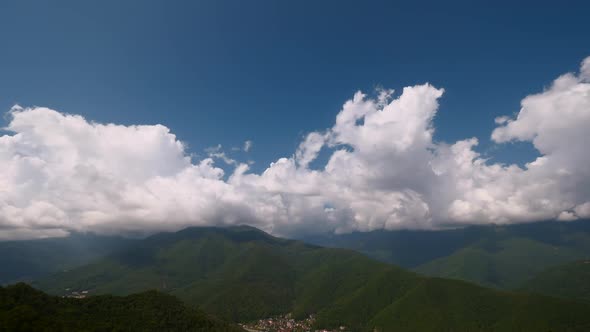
[{"xmin": 1, "ymin": 57, "xmax": 589, "ymax": 239}]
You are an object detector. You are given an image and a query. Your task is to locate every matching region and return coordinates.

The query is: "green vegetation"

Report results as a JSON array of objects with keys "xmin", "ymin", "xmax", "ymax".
[
  {"xmin": 415, "ymin": 237, "xmax": 582, "ymax": 289},
  {"xmin": 0, "ymin": 233, "xmax": 134, "ymax": 285},
  {"xmin": 37, "ymin": 225, "xmax": 590, "ymax": 331},
  {"xmin": 305, "ymin": 220, "xmax": 590, "ymax": 289},
  {"xmin": 368, "ymin": 278, "xmax": 590, "ymax": 332},
  {"xmin": 0, "ymin": 283, "xmax": 243, "ymax": 332},
  {"xmin": 520, "ymin": 259, "xmax": 590, "ymax": 302}
]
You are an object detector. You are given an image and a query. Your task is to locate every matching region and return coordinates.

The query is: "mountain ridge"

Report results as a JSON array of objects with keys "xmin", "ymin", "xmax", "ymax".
[
  {"xmin": 0, "ymin": 233, "xmax": 136, "ymax": 285},
  {"xmin": 36, "ymin": 224, "xmax": 590, "ymax": 331},
  {"xmin": 303, "ymin": 220, "xmax": 590, "ymax": 289}
]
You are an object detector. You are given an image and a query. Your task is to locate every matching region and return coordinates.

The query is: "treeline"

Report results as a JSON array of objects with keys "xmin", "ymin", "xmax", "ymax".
[{"xmin": 0, "ymin": 283, "xmax": 244, "ymax": 332}]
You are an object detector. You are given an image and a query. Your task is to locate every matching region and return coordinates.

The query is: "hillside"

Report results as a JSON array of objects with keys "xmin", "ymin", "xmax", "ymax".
[
  {"xmin": 37, "ymin": 225, "xmax": 590, "ymax": 331},
  {"xmin": 0, "ymin": 283, "xmax": 244, "ymax": 332},
  {"xmin": 0, "ymin": 233, "xmax": 135, "ymax": 285},
  {"xmin": 520, "ymin": 259, "xmax": 590, "ymax": 302},
  {"xmin": 414, "ymin": 237, "xmax": 582, "ymax": 289},
  {"xmin": 304, "ymin": 220, "xmax": 590, "ymax": 289},
  {"xmin": 368, "ymin": 277, "xmax": 590, "ymax": 332}
]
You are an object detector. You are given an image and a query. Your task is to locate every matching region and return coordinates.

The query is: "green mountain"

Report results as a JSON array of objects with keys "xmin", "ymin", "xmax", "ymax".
[
  {"xmin": 0, "ymin": 283, "xmax": 244, "ymax": 332},
  {"xmin": 0, "ymin": 233, "xmax": 135, "ymax": 285},
  {"xmin": 520, "ymin": 259, "xmax": 590, "ymax": 302},
  {"xmin": 37, "ymin": 225, "xmax": 590, "ymax": 331},
  {"xmin": 414, "ymin": 237, "xmax": 583, "ymax": 289},
  {"xmin": 304, "ymin": 220, "xmax": 590, "ymax": 289}
]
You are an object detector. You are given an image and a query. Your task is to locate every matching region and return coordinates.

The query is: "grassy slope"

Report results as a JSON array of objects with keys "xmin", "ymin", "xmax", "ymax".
[
  {"xmin": 520, "ymin": 259, "xmax": 590, "ymax": 302},
  {"xmin": 0, "ymin": 283, "xmax": 243, "ymax": 332},
  {"xmin": 37, "ymin": 226, "xmax": 590, "ymax": 331}
]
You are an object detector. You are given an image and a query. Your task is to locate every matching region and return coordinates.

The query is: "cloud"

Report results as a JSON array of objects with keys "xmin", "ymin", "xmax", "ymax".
[
  {"xmin": 231, "ymin": 140, "xmax": 253, "ymax": 153},
  {"xmin": 206, "ymin": 144, "xmax": 237, "ymax": 165},
  {"xmin": 243, "ymin": 140, "xmax": 253, "ymax": 152},
  {"xmin": 295, "ymin": 132, "xmax": 326, "ymax": 168},
  {"xmin": 1, "ymin": 57, "xmax": 589, "ymax": 239}
]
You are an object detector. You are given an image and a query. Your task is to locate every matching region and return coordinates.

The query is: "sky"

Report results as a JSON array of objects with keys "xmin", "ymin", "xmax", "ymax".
[{"xmin": 1, "ymin": 0, "xmax": 590, "ymax": 239}]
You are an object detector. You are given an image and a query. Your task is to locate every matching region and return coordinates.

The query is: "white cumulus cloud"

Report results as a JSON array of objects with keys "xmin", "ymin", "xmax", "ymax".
[{"xmin": 1, "ymin": 57, "xmax": 589, "ymax": 239}]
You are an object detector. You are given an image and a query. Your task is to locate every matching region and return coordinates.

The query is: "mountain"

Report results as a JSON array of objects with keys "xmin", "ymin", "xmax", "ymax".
[
  {"xmin": 0, "ymin": 233, "xmax": 136, "ymax": 285},
  {"xmin": 37, "ymin": 225, "xmax": 590, "ymax": 331},
  {"xmin": 304, "ymin": 220, "xmax": 590, "ymax": 289},
  {"xmin": 520, "ymin": 259, "xmax": 590, "ymax": 303},
  {"xmin": 0, "ymin": 283, "xmax": 244, "ymax": 332},
  {"xmin": 414, "ymin": 236, "xmax": 585, "ymax": 289}
]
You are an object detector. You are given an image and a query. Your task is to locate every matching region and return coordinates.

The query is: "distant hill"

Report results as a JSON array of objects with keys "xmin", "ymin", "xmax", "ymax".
[
  {"xmin": 0, "ymin": 283, "xmax": 244, "ymax": 332},
  {"xmin": 0, "ymin": 233, "xmax": 135, "ymax": 285},
  {"xmin": 520, "ymin": 259, "xmax": 590, "ymax": 302},
  {"xmin": 37, "ymin": 225, "xmax": 590, "ymax": 331},
  {"xmin": 304, "ymin": 220, "xmax": 590, "ymax": 289},
  {"xmin": 414, "ymin": 236, "xmax": 584, "ymax": 289}
]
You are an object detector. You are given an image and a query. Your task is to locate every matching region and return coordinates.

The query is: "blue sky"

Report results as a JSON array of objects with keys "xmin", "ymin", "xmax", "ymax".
[{"xmin": 1, "ymin": 0, "xmax": 588, "ymax": 172}]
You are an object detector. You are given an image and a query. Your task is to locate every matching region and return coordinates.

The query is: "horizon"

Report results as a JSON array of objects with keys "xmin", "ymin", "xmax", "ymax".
[{"xmin": 3, "ymin": 218, "xmax": 590, "ymax": 242}]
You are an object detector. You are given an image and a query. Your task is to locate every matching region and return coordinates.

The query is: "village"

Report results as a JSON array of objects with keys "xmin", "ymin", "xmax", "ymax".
[
  {"xmin": 63, "ymin": 288, "xmax": 90, "ymax": 299},
  {"xmin": 240, "ymin": 314, "xmax": 346, "ymax": 332}
]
